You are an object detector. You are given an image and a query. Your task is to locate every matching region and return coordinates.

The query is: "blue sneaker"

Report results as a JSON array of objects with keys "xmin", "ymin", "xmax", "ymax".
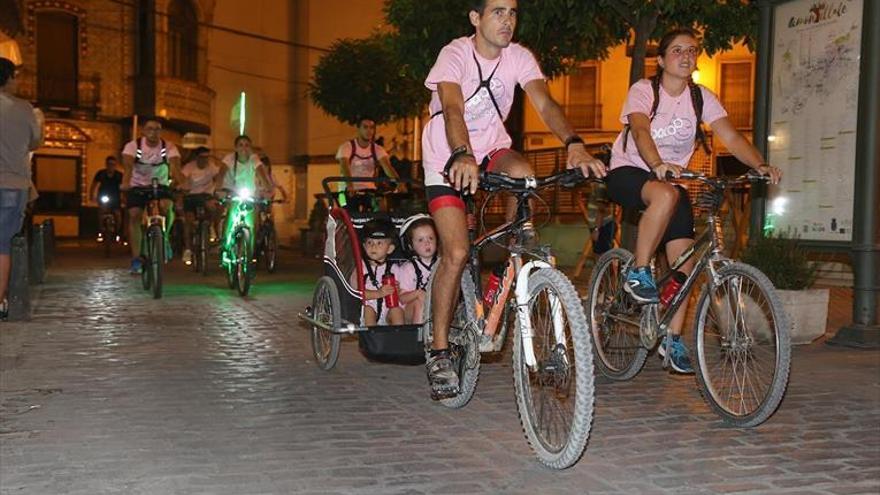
[
  {"xmin": 625, "ymin": 266, "xmax": 660, "ymax": 304},
  {"xmin": 129, "ymin": 257, "xmax": 143, "ymax": 274},
  {"xmin": 658, "ymin": 335, "xmax": 694, "ymax": 374}
]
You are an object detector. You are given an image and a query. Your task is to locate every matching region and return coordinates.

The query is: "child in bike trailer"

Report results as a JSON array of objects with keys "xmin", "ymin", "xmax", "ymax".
[
  {"xmin": 606, "ymin": 28, "xmax": 782, "ymax": 373},
  {"xmin": 351, "ymin": 219, "xmax": 405, "ymax": 326},
  {"xmin": 396, "ymin": 214, "xmax": 439, "ymax": 325}
]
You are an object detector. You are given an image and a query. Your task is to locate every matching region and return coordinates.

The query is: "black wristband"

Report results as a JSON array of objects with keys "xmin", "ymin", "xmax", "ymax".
[
  {"xmin": 443, "ymin": 145, "xmax": 474, "ymax": 175},
  {"xmin": 564, "ymin": 135, "xmax": 584, "ymax": 148}
]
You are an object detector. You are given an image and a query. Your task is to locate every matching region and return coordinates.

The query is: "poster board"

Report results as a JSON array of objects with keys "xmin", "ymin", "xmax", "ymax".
[{"xmin": 766, "ymin": 0, "xmax": 862, "ymax": 241}]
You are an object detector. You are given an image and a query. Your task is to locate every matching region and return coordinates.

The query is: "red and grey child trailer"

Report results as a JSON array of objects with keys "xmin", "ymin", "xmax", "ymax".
[{"xmin": 300, "ymin": 176, "xmax": 426, "ymax": 369}]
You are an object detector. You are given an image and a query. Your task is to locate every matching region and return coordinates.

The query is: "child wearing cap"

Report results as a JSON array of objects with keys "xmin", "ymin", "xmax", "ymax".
[
  {"xmin": 355, "ymin": 219, "xmax": 405, "ymax": 326},
  {"xmin": 396, "ymin": 215, "xmax": 438, "ymax": 324}
]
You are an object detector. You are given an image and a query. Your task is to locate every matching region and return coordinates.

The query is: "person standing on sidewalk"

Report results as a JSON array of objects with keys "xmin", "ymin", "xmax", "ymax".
[{"xmin": 0, "ymin": 57, "xmax": 43, "ymax": 318}]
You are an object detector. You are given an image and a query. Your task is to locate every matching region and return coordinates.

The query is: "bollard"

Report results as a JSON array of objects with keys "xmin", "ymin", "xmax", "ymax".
[
  {"xmin": 41, "ymin": 218, "xmax": 54, "ymax": 265},
  {"xmin": 7, "ymin": 234, "xmax": 30, "ymax": 321},
  {"xmin": 29, "ymin": 223, "xmax": 45, "ymax": 285}
]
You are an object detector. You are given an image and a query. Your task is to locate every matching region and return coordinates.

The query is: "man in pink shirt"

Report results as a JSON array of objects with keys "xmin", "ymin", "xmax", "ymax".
[
  {"xmin": 121, "ymin": 117, "xmax": 182, "ymax": 274},
  {"xmin": 421, "ymin": 0, "xmax": 606, "ymax": 400},
  {"xmin": 335, "ymin": 117, "xmax": 400, "ymax": 212}
]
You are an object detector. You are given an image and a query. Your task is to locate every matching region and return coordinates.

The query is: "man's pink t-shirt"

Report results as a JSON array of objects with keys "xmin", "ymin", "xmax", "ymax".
[
  {"xmin": 609, "ymin": 80, "xmax": 727, "ymax": 172},
  {"xmin": 181, "ymin": 161, "xmax": 220, "ymax": 194},
  {"xmin": 421, "ymin": 36, "xmax": 544, "ymax": 186},
  {"xmin": 122, "ymin": 138, "xmax": 181, "ymax": 187},
  {"xmin": 335, "ymin": 140, "xmax": 390, "ymax": 191}
]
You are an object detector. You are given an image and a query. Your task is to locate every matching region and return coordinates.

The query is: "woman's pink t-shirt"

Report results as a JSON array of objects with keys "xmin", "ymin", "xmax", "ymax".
[{"xmin": 609, "ymin": 79, "xmax": 727, "ymax": 172}]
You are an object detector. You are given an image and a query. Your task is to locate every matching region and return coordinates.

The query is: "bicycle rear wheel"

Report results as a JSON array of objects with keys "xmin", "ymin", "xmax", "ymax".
[
  {"xmin": 141, "ymin": 231, "xmax": 151, "ymax": 291},
  {"xmin": 693, "ymin": 262, "xmax": 791, "ymax": 427},
  {"xmin": 198, "ymin": 220, "xmax": 210, "ymax": 275},
  {"xmin": 423, "ymin": 264, "xmax": 480, "ymax": 409},
  {"xmin": 235, "ymin": 228, "xmax": 251, "ymax": 297},
  {"xmin": 585, "ymin": 248, "xmax": 648, "ymax": 381},
  {"xmin": 149, "ymin": 225, "xmax": 164, "ymax": 299},
  {"xmin": 264, "ymin": 226, "xmax": 278, "ymax": 273},
  {"xmin": 310, "ymin": 276, "xmax": 341, "ymax": 370},
  {"xmin": 513, "ymin": 268, "xmax": 594, "ymax": 469}
]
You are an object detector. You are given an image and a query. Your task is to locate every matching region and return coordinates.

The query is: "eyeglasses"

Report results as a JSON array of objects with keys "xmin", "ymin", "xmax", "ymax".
[{"xmin": 668, "ymin": 46, "xmax": 700, "ymax": 58}]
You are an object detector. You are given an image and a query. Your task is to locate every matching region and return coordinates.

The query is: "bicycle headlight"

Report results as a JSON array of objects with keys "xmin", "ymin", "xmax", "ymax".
[
  {"xmin": 100, "ymin": 195, "xmax": 110, "ymax": 204},
  {"xmin": 235, "ymin": 188, "xmax": 253, "ymax": 201}
]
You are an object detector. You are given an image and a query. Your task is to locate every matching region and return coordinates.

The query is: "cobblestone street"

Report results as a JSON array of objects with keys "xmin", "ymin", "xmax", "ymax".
[{"xmin": 1, "ymin": 245, "xmax": 878, "ymax": 494}]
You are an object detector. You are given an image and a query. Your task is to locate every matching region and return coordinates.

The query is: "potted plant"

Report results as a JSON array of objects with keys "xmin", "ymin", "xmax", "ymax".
[{"xmin": 741, "ymin": 231, "xmax": 827, "ymax": 344}]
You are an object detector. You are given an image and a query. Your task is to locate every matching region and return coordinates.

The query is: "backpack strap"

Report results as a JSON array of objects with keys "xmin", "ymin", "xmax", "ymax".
[
  {"xmin": 622, "ymin": 75, "xmax": 661, "ymax": 153},
  {"xmin": 430, "ymin": 50, "xmax": 503, "ymax": 121},
  {"xmin": 348, "ymin": 139, "xmax": 357, "ymax": 163},
  {"xmin": 688, "ymin": 81, "xmax": 711, "ymax": 155}
]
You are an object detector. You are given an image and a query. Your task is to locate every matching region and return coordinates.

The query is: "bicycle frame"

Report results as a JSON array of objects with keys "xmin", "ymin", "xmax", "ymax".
[
  {"xmin": 462, "ymin": 182, "xmax": 567, "ymax": 368},
  {"xmin": 649, "ymin": 174, "xmax": 760, "ymax": 335}
]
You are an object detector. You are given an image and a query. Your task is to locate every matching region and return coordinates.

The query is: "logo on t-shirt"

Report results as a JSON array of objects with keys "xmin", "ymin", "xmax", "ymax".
[
  {"xmin": 651, "ymin": 116, "xmax": 696, "ymax": 155},
  {"xmin": 464, "ymin": 78, "xmax": 506, "ymax": 128}
]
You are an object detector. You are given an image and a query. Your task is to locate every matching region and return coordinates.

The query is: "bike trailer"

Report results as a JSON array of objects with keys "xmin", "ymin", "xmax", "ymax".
[{"xmin": 323, "ymin": 207, "xmax": 425, "ymax": 365}]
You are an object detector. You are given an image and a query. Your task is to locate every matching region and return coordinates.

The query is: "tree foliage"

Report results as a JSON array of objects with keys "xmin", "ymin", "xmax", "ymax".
[
  {"xmin": 598, "ymin": 0, "xmax": 759, "ymax": 84},
  {"xmin": 309, "ymin": 34, "xmax": 428, "ymax": 126},
  {"xmin": 384, "ymin": 0, "xmax": 625, "ymax": 81}
]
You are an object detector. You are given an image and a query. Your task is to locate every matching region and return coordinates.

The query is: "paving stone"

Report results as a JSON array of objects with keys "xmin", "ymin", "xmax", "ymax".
[{"xmin": 0, "ymin": 246, "xmax": 878, "ymax": 494}]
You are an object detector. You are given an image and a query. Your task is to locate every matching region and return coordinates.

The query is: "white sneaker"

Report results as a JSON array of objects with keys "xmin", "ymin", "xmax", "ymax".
[{"xmin": 183, "ymin": 249, "xmax": 193, "ymax": 265}]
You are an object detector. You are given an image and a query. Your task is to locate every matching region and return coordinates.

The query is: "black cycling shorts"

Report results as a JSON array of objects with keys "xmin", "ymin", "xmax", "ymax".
[
  {"xmin": 425, "ymin": 148, "xmax": 511, "ymax": 213},
  {"xmin": 126, "ymin": 186, "xmax": 173, "ymax": 210},
  {"xmin": 183, "ymin": 193, "xmax": 215, "ymax": 213},
  {"xmin": 605, "ymin": 166, "xmax": 695, "ymax": 244}
]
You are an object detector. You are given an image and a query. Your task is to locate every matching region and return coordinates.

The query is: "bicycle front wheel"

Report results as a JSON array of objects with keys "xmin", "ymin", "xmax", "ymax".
[
  {"xmin": 235, "ymin": 228, "xmax": 252, "ymax": 297},
  {"xmin": 149, "ymin": 225, "xmax": 164, "ymax": 299},
  {"xmin": 585, "ymin": 248, "xmax": 648, "ymax": 381},
  {"xmin": 198, "ymin": 221, "xmax": 210, "ymax": 275},
  {"xmin": 514, "ymin": 268, "xmax": 594, "ymax": 470},
  {"xmin": 264, "ymin": 226, "xmax": 278, "ymax": 273},
  {"xmin": 694, "ymin": 262, "xmax": 791, "ymax": 427}
]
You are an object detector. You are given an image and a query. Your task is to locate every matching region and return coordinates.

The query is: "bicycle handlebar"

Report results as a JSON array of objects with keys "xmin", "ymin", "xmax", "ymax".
[
  {"xmin": 478, "ymin": 168, "xmax": 596, "ymax": 193},
  {"xmin": 667, "ymin": 169, "xmax": 771, "ymax": 184},
  {"xmin": 321, "ymin": 176, "xmax": 414, "ymax": 197}
]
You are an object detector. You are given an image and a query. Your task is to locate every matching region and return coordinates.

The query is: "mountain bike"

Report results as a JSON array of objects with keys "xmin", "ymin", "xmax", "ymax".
[
  {"xmin": 255, "ymin": 199, "xmax": 284, "ymax": 273},
  {"xmin": 220, "ymin": 188, "xmax": 257, "ymax": 297},
  {"xmin": 137, "ymin": 179, "xmax": 172, "ymax": 299},
  {"xmin": 422, "ymin": 168, "xmax": 597, "ymax": 469},
  {"xmin": 585, "ymin": 170, "xmax": 791, "ymax": 427},
  {"xmin": 187, "ymin": 193, "xmax": 214, "ymax": 275},
  {"xmin": 97, "ymin": 195, "xmax": 121, "ymax": 258}
]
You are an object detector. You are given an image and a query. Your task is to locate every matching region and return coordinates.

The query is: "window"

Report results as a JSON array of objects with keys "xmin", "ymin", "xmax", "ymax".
[
  {"xmin": 167, "ymin": 0, "xmax": 198, "ymax": 81},
  {"xmin": 566, "ymin": 64, "xmax": 600, "ymax": 129},
  {"xmin": 720, "ymin": 61, "xmax": 753, "ymax": 129},
  {"xmin": 36, "ymin": 12, "xmax": 78, "ymax": 106},
  {"xmin": 32, "ymin": 155, "xmax": 81, "ymax": 212}
]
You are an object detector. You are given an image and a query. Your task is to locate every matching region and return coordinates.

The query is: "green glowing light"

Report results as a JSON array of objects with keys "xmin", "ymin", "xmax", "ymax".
[{"xmin": 239, "ymin": 91, "xmax": 246, "ymax": 135}]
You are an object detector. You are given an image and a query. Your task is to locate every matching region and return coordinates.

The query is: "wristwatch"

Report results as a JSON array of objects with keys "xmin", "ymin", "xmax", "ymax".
[{"xmin": 564, "ymin": 135, "xmax": 585, "ymax": 148}]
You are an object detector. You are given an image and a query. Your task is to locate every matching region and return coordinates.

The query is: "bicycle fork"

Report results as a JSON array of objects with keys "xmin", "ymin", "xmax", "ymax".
[{"xmin": 514, "ymin": 259, "xmax": 565, "ymax": 369}]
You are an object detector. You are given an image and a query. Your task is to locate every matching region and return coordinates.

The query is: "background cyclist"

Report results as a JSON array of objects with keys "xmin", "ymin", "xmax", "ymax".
[
  {"xmin": 89, "ymin": 155, "xmax": 124, "ymax": 243},
  {"xmin": 121, "ymin": 117, "xmax": 182, "ymax": 274}
]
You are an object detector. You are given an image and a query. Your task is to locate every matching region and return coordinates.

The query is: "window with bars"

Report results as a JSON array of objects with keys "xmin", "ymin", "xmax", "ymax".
[
  {"xmin": 36, "ymin": 11, "xmax": 78, "ymax": 106},
  {"xmin": 719, "ymin": 61, "xmax": 753, "ymax": 129},
  {"xmin": 167, "ymin": 0, "xmax": 198, "ymax": 81},
  {"xmin": 565, "ymin": 64, "xmax": 601, "ymax": 129}
]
